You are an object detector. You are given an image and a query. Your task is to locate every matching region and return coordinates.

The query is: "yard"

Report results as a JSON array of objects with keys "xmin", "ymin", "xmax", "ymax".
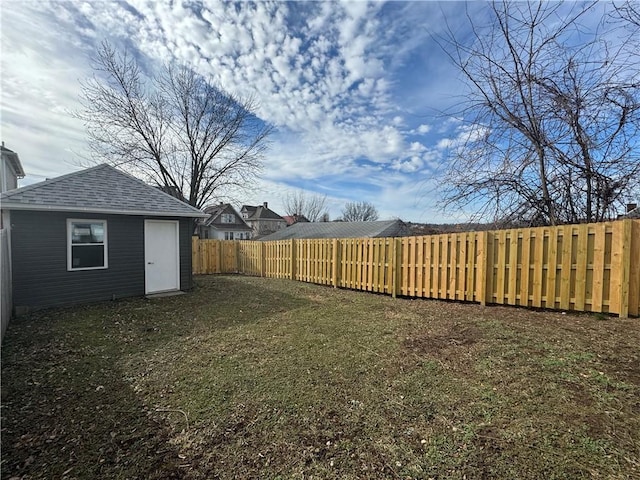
[{"xmin": 1, "ymin": 275, "xmax": 639, "ymax": 479}]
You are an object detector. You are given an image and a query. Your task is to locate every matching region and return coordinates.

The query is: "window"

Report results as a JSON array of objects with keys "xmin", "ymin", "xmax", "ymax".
[
  {"xmin": 224, "ymin": 231, "xmax": 233, "ymax": 240},
  {"xmin": 221, "ymin": 214, "xmax": 235, "ymax": 224},
  {"xmin": 67, "ymin": 219, "xmax": 108, "ymax": 270}
]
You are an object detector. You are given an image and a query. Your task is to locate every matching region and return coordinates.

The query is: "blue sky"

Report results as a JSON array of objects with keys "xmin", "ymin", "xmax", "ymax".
[{"xmin": 0, "ymin": 1, "xmax": 614, "ymax": 222}]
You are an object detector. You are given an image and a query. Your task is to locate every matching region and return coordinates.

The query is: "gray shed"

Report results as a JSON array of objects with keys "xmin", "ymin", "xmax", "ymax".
[{"xmin": 0, "ymin": 164, "xmax": 207, "ymax": 312}]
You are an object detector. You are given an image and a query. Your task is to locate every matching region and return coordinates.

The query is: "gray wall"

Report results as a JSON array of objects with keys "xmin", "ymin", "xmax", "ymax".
[
  {"xmin": 10, "ymin": 210, "xmax": 194, "ymax": 310},
  {"xmin": 178, "ymin": 218, "xmax": 193, "ymax": 291},
  {"xmin": 1, "ymin": 229, "xmax": 11, "ymax": 340}
]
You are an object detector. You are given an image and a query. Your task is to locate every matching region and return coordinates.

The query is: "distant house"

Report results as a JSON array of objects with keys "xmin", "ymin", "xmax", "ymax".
[
  {"xmin": 0, "ymin": 143, "xmax": 25, "ymax": 193},
  {"xmin": 258, "ymin": 219, "xmax": 410, "ymax": 241},
  {"xmin": 197, "ymin": 203, "xmax": 252, "ymax": 240},
  {"xmin": 283, "ymin": 214, "xmax": 310, "ymax": 226},
  {"xmin": 0, "ymin": 164, "xmax": 207, "ymax": 313},
  {"xmin": 240, "ymin": 202, "xmax": 287, "ymax": 238},
  {"xmin": 619, "ymin": 203, "xmax": 639, "ymax": 219}
]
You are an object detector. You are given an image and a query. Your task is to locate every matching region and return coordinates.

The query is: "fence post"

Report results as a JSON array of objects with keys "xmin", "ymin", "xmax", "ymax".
[
  {"xmin": 617, "ymin": 219, "xmax": 632, "ymax": 318},
  {"xmin": 332, "ymin": 239, "xmax": 340, "ymax": 288},
  {"xmin": 477, "ymin": 230, "xmax": 492, "ymax": 306},
  {"xmin": 290, "ymin": 239, "xmax": 296, "ymax": 281},
  {"xmin": 630, "ymin": 220, "xmax": 640, "ymax": 317},
  {"xmin": 391, "ymin": 237, "xmax": 402, "ymax": 298},
  {"xmin": 260, "ymin": 242, "xmax": 266, "ymax": 277},
  {"xmin": 235, "ymin": 240, "xmax": 241, "ymax": 273},
  {"xmin": 217, "ymin": 241, "xmax": 223, "ymax": 274}
]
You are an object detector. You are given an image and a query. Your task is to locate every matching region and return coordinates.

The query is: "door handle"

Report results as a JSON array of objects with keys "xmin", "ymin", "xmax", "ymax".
[{"xmin": 148, "ymin": 262, "xmax": 154, "ymax": 265}]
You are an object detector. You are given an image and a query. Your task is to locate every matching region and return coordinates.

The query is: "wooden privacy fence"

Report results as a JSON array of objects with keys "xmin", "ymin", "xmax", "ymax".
[{"xmin": 192, "ymin": 219, "xmax": 640, "ymax": 317}]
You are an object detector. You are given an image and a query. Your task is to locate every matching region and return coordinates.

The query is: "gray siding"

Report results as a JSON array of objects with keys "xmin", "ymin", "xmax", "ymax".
[
  {"xmin": 11, "ymin": 211, "xmax": 194, "ymax": 310},
  {"xmin": 1, "ymin": 229, "xmax": 12, "ymax": 340},
  {"xmin": 179, "ymin": 219, "xmax": 193, "ymax": 291}
]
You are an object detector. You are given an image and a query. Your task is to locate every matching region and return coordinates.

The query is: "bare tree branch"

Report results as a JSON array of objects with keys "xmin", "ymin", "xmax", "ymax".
[
  {"xmin": 614, "ymin": 0, "xmax": 640, "ymax": 28},
  {"xmin": 75, "ymin": 42, "xmax": 272, "ymax": 209},
  {"xmin": 437, "ymin": 1, "xmax": 639, "ymax": 225}
]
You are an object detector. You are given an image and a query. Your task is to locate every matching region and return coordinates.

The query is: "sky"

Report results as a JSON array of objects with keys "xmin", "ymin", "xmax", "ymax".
[{"xmin": 0, "ymin": 0, "xmax": 617, "ymax": 222}]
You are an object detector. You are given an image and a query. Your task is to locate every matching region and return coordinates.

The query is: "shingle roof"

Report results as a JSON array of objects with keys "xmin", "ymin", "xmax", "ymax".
[
  {"xmin": 283, "ymin": 214, "xmax": 310, "ymax": 225},
  {"xmin": 0, "ymin": 164, "xmax": 207, "ymax": 217},
  {"xmin": 200, "ymin": 203, "xmax": 251, "ymax": 229},
  {"xmin": 242, "ymin": 204, "xmax": 284, "ymax": 221},
  {"xmin": 202, "ymin": 204, "xmax": 227, "ymax": 224},
  {"xmin": 258, "ymin": 220, "xmax": 410, "ymax": 241}
]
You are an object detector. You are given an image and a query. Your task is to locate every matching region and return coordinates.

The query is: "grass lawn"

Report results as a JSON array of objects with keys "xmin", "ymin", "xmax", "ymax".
[{"xmin": 2, "ymin": 275, "xmax": 639, "ymax": 479}]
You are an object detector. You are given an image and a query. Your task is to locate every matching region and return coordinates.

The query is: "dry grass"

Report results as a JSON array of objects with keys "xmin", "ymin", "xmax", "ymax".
[{"xmin": 2, "ymin": 275, "xmax": 639, "ymax": 479}]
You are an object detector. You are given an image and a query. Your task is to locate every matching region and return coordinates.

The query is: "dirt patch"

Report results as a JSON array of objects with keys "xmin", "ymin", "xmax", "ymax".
[
  {"xmin": 561, "ymin": 380, "xmax": 594, "ymax": 407},
  {"xmin": 597, "ymin": 345, "xmax": 640, "ymax": 386},
  {"xmin": 562, "ymin": 411, "xmax": 612, "ymax": 438},
  {"xmin": 474, "ymin": 424, "xmax": 504, "ymax": 456},
  {"xmin": 402, "ymin": 322, "xmax": 482, "ymax": 357}
]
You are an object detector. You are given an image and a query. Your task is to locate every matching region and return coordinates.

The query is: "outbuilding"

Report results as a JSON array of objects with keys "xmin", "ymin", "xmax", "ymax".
[
  {"xmin": 0, "ymin": 164, "xmax": 207, "ymax": 313},
  {"xmin": 258, "ymin": 219, "xmax": 411, "ymax": 241}
]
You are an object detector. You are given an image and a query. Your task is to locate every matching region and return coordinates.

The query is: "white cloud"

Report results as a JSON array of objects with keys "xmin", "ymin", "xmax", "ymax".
[
  {"xmin": 1, "ymin": 2, "xmax": 95, "ymax": 178},
  {"xmin": 0, "ymin": 0, "xmax": 490, "ymax": 222},
  {"xmin": 437, "ymin": 123, "xmax": 489, "ymax": 151}
]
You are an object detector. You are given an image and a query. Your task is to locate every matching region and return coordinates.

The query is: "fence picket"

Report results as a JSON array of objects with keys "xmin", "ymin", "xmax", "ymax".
[
  {"xmin": 449, "ymin": 234, "xmax": 458, "ymax": 300},
  {"xmin": 575, "ymin": 225, "xmax": 589, "ymax": 311},
  {"xmin": 532, "ymin": 231, "xmax": 544, "ymax": 307},
  {"xmin": 546, "ymin": 228, "xmax": 558, "ymax": 309},
  {"xmin": 629, "ymin": 221, "xmax": 640, "ymax": 316},
  {"xmin": 496, "ymin": 231, "xmax": 507, "ymax": 304},
  {"xmin": 520, "ymin": 230, "xmax": 531, "ymax": 307},
  {"xmin": 560, "ymin": 227, "xmax": 573, "ymax": 310},
  {"xmin": 508, "ymin": 232, "xmax": 518, "ymax": 305}
]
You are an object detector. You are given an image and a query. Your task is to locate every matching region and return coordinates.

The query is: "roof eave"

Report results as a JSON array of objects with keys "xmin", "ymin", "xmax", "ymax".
[
  {"xmin": 3, "ymin": 152, "xmax": 25, "ymax": 177},
  {"xmin": 1, "ymin": 202, "xmax": 208, "ymax": 218},
  {"xmin": 207, "ymin": 224, "xmax": 252, "ymax": 231}
]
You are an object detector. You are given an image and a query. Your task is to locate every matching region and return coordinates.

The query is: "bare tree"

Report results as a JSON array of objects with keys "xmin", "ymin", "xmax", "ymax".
[
  {"xmin": 614, "ymin": 0, "xmax": 640, "ymax": 27},
  {"xmin": 438, "ymin": 2, "xmax": 640, "ymax": 225},
  {"xmin": 283, "ymin": 190, "xmax": 328, "ymax": 222},
  {"xmin": 341, "ymin": 201, "xmax": 379, "ymax": 222},
  {"xmin": 76, "ymin": 42, "xmax": 272, "ymax": 209}
]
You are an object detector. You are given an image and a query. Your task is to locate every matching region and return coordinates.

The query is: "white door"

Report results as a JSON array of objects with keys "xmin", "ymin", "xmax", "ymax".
[{"xmin": 144, "ymin": 220, "xmax": 180, "ymax": 294}]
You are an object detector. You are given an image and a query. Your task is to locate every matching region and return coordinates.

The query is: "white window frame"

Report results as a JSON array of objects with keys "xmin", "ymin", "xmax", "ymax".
[
  {"xmin": 221, "ymin": 213, "xmax": 235, "ymax": 224},
  {"xmin": 67, "ymin": 219, "xmax": 108, "ymax": 271}
]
